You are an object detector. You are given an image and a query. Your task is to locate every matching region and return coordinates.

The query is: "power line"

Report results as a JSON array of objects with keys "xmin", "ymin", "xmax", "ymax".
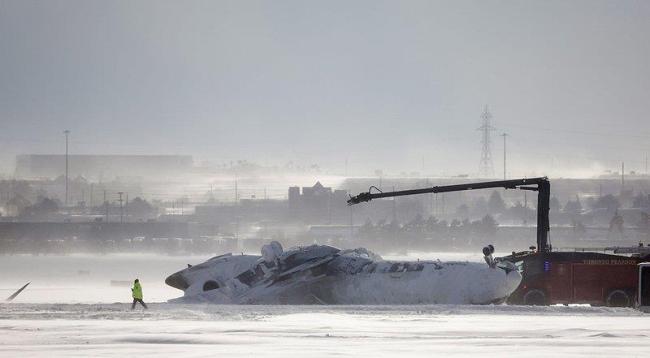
[{"xmin": 498, "ymin": 121, "xmax": 650, "ymax": 140}]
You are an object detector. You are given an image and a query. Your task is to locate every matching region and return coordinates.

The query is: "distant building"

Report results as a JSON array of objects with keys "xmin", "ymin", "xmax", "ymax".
[
  {"xmin": 288, "ymin": 182, "xmax": 348, "ymax": 223},
  {"xmin": 193, "ymin": 183, "xmax": 349, "ymax": 227},
  {"xmin": 15, "ymin": 154, "xmax": 193, "ymax": 180}
]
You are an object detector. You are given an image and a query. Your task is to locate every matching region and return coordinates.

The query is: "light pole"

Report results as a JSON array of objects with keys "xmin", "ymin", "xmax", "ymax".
[
  {"xmin": 104, "ymin": 190, "xmax": 109, "ymax": 223},
  {"xmin": 501, "ymin": 132, "xmax": 508, "ymax": 180},
  {"xmin": 117, "ymin": 192, "xmax": 124, "ymax": 224},
  {"xmin": 64, "ymin": 130, "xmax": 70, "ymax": 208}
]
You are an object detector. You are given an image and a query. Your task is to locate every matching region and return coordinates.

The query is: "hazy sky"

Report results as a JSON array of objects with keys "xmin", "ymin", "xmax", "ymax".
[{"xmin": 1, "ymin": 0, "xmax": 649, "ymax": 177}]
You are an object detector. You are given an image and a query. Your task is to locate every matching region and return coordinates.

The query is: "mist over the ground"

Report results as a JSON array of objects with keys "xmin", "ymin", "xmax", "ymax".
[{"xmin": 1, "ymin": 0, "xmax": 650, "ymax": 177}]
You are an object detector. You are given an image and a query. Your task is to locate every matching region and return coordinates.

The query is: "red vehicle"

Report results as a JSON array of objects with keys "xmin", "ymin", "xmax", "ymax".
[
  {"xmin": 348, "ymin": 177, "xmax": 649, "ymax": 306},
  {"xmin": 504, "ymin": 250, "xmax": 647, "ymax": 306}
]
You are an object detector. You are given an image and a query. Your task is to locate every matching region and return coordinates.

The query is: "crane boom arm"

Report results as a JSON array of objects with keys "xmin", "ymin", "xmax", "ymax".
[{"xmin": 347, "ymin": 177, "xmax": 551, "ymax": 252}]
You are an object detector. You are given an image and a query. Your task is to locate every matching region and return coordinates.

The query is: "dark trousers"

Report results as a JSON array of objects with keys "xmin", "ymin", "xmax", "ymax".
[{"xmin": 132, "ymin": 298, "xmax": 148, "ymax": 309}]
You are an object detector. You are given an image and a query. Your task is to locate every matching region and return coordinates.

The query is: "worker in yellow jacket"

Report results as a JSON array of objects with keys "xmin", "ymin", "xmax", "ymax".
[{"xmin": 131, "ymin": 279, "xmax": 148, "ymax": 309}]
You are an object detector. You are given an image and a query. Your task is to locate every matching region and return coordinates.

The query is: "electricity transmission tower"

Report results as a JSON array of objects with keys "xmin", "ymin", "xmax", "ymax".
[{"xmin": 477, "ymin": 105, "xmax": 495, "ymax": 178}]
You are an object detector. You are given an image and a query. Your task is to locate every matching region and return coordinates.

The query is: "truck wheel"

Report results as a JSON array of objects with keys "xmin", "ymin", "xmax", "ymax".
[
  {"xmin": 606, "ymin": 290, "xmax": 630, "ymax": 307},
  {"xmin": 523, "ymin": 289, "xmax": 546, "ymax": 306}
]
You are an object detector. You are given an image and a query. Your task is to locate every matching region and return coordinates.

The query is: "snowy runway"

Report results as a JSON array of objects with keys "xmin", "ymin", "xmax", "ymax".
[{"xmin": 1, "ymin": 304, "xmax": 649, "ymax": 357}]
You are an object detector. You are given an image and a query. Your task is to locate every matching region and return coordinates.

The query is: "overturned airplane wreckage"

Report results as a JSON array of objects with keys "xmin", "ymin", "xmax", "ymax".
[{"xmin": 165, "ymin": 241, "xmax": 521, "ymax": 304}]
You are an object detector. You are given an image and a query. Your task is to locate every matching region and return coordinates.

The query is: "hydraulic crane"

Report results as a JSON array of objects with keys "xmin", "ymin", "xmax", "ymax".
[{"xmin": 347, "ymin": 177, "xmax": 551, "ymax": 252}]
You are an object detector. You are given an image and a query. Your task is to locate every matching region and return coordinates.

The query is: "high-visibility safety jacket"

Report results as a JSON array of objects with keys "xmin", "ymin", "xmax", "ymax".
[{"xmin": 132, "ymin": 282, "xmax": 143, "ymax": 299}]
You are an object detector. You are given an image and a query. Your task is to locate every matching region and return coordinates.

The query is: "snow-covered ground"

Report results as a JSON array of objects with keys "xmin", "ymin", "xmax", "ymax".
[
  {"xmin": 1, "ymin": 304, "xmax": 649, "ymax": 357},
  {"xmin": 1, "ymin": 254, "xmax": 649, "ymax": 357}
]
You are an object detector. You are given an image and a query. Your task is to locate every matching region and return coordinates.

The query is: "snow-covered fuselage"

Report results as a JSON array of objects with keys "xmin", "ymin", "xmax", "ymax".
[{"xmin": 165, "ymin": 243, "xmax": 522, "ymax": 305}]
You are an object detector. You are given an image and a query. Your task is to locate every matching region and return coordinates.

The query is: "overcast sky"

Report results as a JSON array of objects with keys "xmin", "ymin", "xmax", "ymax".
[{"xmin": 1, "ymin": 0, "xmax": 649, "ymax": 177}]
